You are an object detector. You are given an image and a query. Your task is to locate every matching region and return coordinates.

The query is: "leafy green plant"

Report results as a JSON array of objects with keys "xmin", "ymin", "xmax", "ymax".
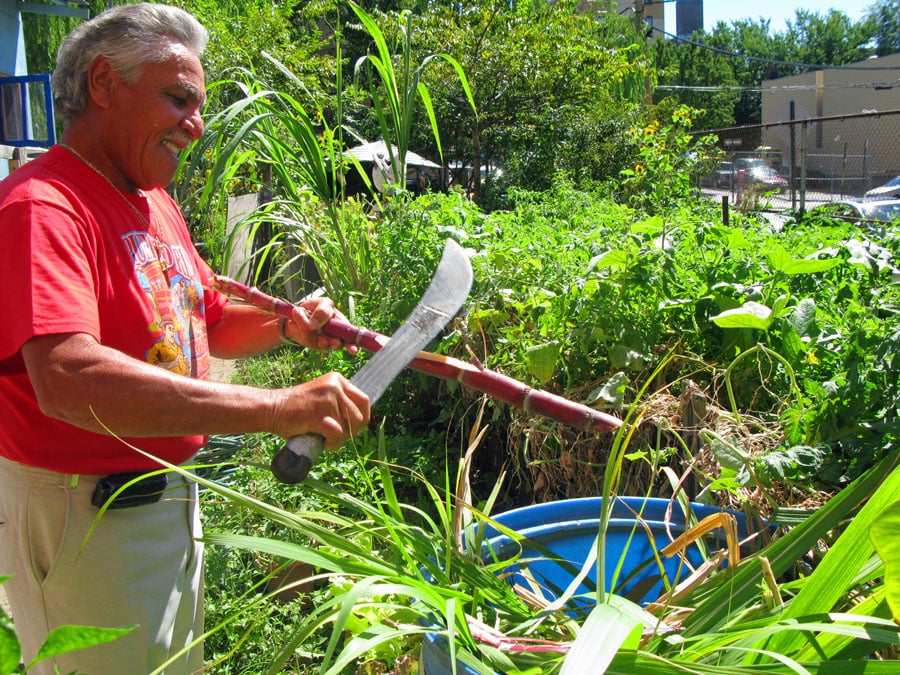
[
  {"xmin": 191, "ymin": 407, "xmax": 900, "ymax": 673},
  {"xmin": 180, "ymin": 1, "xmax": 475, "ymax": 302},
  {"xmin": 348, "ymin": 1, "xmax": 475, "ymax": 185},
  {"xmin": 189, "ymin": 169, "xmax": 900, "ymax": 675},
  {"xmin": 177, "ymin": 6, "xmax": 900, "ymax": 669},
  {"xmin": 177, "ymin": 59, "xmax": 366, "ymax": 293},
  {"xmin": 619, "ymin": 106, "xmax": 719, "ymax": 214}
]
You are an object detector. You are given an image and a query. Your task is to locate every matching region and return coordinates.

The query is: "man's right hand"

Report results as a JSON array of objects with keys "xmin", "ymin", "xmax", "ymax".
[{"xmin": 271, "ymin": 372, "xmax": 371, "ymax": 451}]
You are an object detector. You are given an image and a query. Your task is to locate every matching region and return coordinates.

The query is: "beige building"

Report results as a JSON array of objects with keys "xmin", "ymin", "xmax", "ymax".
[
  {"xmin": 633, "ymin": 0, "xmax": 665, "ymax": 36},
  {"xmin": 761, "ymin": 53, "xmax": 900, "ymax": 180}
]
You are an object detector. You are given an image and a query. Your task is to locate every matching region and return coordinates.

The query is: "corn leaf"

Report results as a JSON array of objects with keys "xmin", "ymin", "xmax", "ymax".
[
  {"xmin": 560, "ymin": 602, "xmax": 641, "ymax": 675},
  {"xmin": 760, "ymin": 463, "xmax": 900, "ymax": 656},
  {"xmin": 870, "ymin": 500, "xmax": 900, "ymax": 623},
  {"xmin": 683, "ymin": 452, "xmax": 900, "ymax": 637}
]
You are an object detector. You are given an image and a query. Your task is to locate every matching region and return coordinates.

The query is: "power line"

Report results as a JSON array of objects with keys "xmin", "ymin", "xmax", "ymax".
[{"xmin": 648, "ymin": 24, "xmax": 900, "ymax": 73}]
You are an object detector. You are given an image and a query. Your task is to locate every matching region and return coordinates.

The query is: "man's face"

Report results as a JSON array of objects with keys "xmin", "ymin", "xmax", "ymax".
[{"xmin": 105, "ymin": 44, "xmax": 206, "ymax": 191}]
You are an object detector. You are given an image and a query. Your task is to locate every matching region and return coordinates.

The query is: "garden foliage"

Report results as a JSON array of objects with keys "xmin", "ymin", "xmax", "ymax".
[
  {"xmin": 174, "ymin": 6, "xmax": 900, "ymax": 669},
  {"xmin": 194, "ymin": 99, "xmax": 900, "ymax": 675},
  {"xmin": 13, "ymin": 2, "xmax": 888, "ymax": 673}
]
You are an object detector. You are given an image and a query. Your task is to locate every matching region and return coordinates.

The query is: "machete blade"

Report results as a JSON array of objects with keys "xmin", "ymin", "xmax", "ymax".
[{"xmin": 272, "ymin": 239, "xmax": 472, "ymax": 483}]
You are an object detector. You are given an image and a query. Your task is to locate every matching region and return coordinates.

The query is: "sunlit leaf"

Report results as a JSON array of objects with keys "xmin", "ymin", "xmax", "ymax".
[
  {"xmin": 710, "ymin": 301, "xmax": 773, "ymax": 330},
  {"xmin": 767, "ymin": 247, "xmax": 842, "ymax": 274},
  {"xmin": 870, "ymin": 500, "xmax": 900, "ymax": 623},
  {"xmin": 560, "ymin": 603, "xmax": 641, "ymax": 675},
  {"xmin": 762, "ymin": 463, "xmax": 900, "ymax": 657},
  {"xmin": 0, "ymin": 588, "xmax": 21, "ymax": 675},
  {"xmin": 29, "ymin": 625, "xmax": 135, "ymax": 667},
  {"xmin": 588, "ymin": 249, "xmax": 629, "ymax": 271},
  {"xmin": 525, "ymin": 341, "xmax": 560, "ymax": 384},
  {"xmin": 771, "ymin": 293, "xmax": 790, "ymax": 318}
]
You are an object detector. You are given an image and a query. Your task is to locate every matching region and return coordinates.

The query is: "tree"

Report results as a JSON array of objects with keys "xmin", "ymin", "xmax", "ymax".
[
  {"xmin": 785, "ymin": 9, "xmax": 874, "ymax": 67},
  {"xmin": 652, "ymin": 32, "xmax": 740, "ymax": 129},
  {"xmin": 22, "ymin": 0, "xmax": 107, "ymax": 75},
  {"xmin": 865, "ymin": 0, "xmax": 900, "ymax": 56},
  {"xmin": 653, "ymin": 8, "xmax": 880, "ymax": 129},
  {"xmin": 410, "ymin": 0, "xmax": 648, "ymax": 201}
]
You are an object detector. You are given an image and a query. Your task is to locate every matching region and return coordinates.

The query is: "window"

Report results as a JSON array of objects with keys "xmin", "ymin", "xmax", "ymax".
[{"xmin": 0, "ymin": 74, "xmax": 56, "ymax": 147}]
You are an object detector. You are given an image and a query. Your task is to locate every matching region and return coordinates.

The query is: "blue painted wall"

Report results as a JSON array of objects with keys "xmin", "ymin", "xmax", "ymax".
[{"xmin": 0, "ymin": 0, "xmax": 27, "ymax": 76}]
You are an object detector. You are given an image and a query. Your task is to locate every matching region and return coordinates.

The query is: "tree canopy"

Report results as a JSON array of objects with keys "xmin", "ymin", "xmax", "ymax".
[
  {"xmin": 19, "ymin": 0, "xmax": 899, "ymax": 196},
  {"xmin": 653, "ymin": 3, "xmax": 895, "ymax": 128}
]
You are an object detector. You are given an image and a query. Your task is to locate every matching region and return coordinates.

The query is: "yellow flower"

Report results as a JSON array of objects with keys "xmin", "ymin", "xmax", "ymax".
[
  {"xmin": 635, "ymin": 164, "xmax": 646, "ymax": 175},
  {"xmin": 673, "ymin": 108, "xmax": 692, "ymax": 125}
]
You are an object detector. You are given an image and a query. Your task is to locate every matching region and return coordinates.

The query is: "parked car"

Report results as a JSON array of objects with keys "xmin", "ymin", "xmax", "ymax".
[
  {"xmin": 808, "ymin": 198, "xmax": 900, "ymax": 225},
  {"xmin": 865, "ymin": 176, "xmax": 900, "ymax": 198},
  {"xmin": 733, "ymin": 157, "xmax": 767, "ymax": 171},
  {"xmin": 744, "ymin": 164, "xmax": 789, "ymax": 192},
  {"xmin": 703, "ymin": 161, "xmax": 734, "ymax": 188},
  {"xmin": 703, "ymin": 157, "xmax": 790, "ymax": 193}
]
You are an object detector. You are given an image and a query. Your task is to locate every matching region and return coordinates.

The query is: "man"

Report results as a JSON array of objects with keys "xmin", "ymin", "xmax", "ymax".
[{"xmin": 0, "ymin": 4, "xmax": 370, "ymax": 673}]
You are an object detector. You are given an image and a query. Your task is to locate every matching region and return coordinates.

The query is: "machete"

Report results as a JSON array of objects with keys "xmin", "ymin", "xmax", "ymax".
[{"xmin": 271, "ymin": 239, "xmax": 472, "ymax": 483}]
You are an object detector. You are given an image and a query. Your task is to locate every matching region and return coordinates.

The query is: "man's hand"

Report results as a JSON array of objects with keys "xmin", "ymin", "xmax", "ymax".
[
  {"xmin": 283, "ymin": 299, "xmax": 360, "ymax": 354},
  {"xmin": 270, "ymin": 372, "xmax": 370, "ymax": 450}
]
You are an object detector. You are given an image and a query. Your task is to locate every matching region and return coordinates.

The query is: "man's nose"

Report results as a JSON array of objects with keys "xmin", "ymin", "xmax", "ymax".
[{"xmin": 181, "ymin": 109, "xmax": 204, "ymax": 140}]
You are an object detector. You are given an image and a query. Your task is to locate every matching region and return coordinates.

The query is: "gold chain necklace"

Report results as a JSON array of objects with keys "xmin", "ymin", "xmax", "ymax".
[{"xmin": 59, "ymin": 143, "xmax": 153, "ymax": 232}]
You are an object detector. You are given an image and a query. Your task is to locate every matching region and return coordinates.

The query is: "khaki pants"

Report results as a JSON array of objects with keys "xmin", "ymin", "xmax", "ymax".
[{"xmin": 0, "ymin": 455, "xmax": 205, "ymax": 674}]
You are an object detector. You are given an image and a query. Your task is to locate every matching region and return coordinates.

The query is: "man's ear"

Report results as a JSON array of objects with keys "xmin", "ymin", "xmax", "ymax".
[{"xmin": 86, "ymin": 56, "xmax": 119, "ymax": 110}]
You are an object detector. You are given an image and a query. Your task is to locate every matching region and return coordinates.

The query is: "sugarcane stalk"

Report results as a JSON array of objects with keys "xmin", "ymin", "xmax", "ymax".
[{"xmin": 207, "ymin": 275, "xmax": 621, "ymax": 434}]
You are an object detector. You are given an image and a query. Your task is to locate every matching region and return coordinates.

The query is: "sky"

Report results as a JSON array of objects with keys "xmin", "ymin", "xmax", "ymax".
[{"xmin": 663, "ymin": 0, "xmax": 875, "ymax": 35}]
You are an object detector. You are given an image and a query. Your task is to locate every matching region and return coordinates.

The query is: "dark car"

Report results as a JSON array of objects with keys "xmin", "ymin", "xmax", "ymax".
[
  {"xmin": 865, "ymin": 176, "xmax": 900, "ymax": 199},
  {"xmin": 703, "ymin": 161, "xmax": 734, "ymax": 188},
  {"xmin": 809, "ymin": 198, "xmax": 900, "ymax": 225}
]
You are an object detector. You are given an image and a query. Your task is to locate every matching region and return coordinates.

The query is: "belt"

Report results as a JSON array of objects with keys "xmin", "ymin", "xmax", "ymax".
[{"xmin": 0, "ymin": 456, "xmax": 171, "ymax": 509}]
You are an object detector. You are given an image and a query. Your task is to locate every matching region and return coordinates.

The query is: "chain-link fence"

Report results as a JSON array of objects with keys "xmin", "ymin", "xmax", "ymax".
[{"xmin": 694, "ymin": 109, "xmax": 900, "ymax": 216}]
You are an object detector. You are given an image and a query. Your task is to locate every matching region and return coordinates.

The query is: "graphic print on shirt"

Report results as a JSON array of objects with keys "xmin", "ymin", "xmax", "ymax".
[{"xmin": 121, "ymin": 230, "xmax": 208, "ymax": 378}]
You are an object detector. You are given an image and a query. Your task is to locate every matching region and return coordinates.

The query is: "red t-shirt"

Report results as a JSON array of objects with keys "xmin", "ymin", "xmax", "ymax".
[{"xmin": 0, "ymin": 145, "xmax": 228, "ymax": 474}]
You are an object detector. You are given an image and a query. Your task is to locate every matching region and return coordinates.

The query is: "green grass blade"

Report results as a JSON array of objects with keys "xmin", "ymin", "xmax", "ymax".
[
  {"xmin": 560, "ymin": 602, "xmax": 642, "ymax": 675},
  {"xmin": 870, "ymin": 500, "xmax": 900, "ymax": 623},
  {"xmin": 761, "ymin": 462, "xmax": 900, "ymax": 656}
]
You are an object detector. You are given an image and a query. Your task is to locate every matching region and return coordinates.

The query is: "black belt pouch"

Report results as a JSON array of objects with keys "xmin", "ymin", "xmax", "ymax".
[{"xmin": 91, "ymin": 471, "xmax": 169, "ymax": 509}]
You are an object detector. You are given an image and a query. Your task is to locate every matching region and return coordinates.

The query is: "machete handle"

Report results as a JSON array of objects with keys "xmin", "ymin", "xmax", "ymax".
[{"xmin": 271, "ymin": 434, "xmax": 324, "ymax": 483}]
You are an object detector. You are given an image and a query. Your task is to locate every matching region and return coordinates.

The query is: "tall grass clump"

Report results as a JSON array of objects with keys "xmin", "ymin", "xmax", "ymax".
[
  {"xmin": 176, "ymin": 0, "xmax": 474, "ymax": 303},
  {"xmin": 191, "ymin": 400, "xmax": 900, "ymax": 673}
]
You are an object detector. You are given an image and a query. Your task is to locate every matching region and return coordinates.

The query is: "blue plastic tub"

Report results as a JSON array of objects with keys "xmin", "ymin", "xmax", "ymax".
[{"xmin": 420, "ymin": 496, "xmax": 767, "ymax": 675}]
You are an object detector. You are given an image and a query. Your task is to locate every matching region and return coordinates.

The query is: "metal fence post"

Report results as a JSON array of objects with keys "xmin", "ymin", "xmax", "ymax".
[{"xmin": 800, "ymin": 120, "xmax": 808, "ymax": 218}]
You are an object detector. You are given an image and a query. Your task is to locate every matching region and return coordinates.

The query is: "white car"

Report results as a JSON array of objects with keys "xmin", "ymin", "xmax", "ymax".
[
  {"xmin": 865, "ymin": 176, "xmax": 900, "ymax": 198},
  {"xmin": 809, "ymin": 198, "xmax": 900, "ymax": 225}
]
